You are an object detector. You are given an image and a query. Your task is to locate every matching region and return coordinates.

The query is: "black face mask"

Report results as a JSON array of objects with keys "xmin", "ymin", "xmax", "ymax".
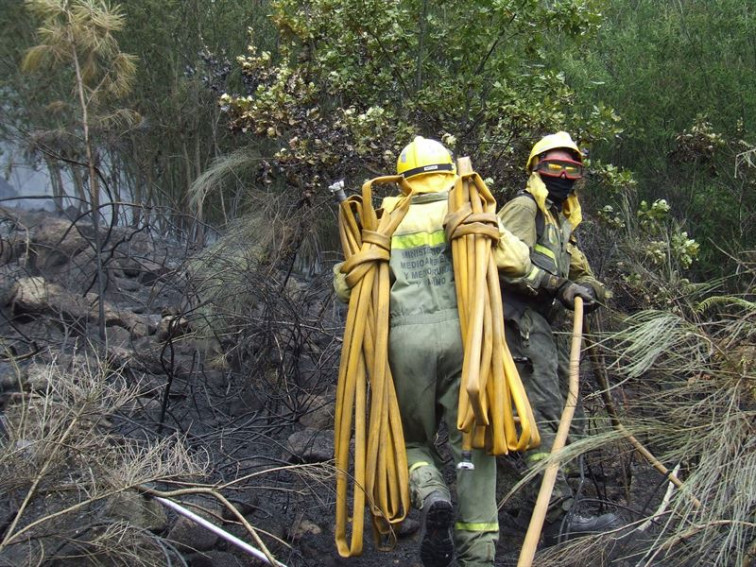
[{"xmin": 541, "ymin": 175, "xmax": 575, "ymax": 204}]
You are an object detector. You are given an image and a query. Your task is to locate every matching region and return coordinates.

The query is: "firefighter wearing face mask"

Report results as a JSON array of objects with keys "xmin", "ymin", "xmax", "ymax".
[
  {"xmin": 497, "ymin": 132, "xmax": 619, "ymax": 541},
  {"xmin": 334, "ymin": 136, "xmax": 532, "ymax": 566}
]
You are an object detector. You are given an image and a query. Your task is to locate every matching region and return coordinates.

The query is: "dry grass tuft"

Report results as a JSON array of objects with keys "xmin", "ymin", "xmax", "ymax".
[
  {"xmin": 592, "ymin": 297, "xmax": 754, "ymax": 566},
  {"xmin": 0, "ymin": 353, "xmax": 204, "ymax": 565}
]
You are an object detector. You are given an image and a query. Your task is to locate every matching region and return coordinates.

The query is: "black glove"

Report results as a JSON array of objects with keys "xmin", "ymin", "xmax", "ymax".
[{"xmin": 557, "ymin": 281, "xmax": 598, "ymax": 312}]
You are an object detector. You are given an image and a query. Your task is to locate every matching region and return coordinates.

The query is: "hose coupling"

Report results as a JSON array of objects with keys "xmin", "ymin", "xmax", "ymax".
[
  {"xmin": 457, "ymin": 451, "xmax": 475, "ymax": 471},
  {"xmin": 329, "ymin": 179, "xmax": 346, "ymax": 203}
]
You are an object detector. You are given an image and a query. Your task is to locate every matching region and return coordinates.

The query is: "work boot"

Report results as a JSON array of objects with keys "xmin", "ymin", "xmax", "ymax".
[
  {"xmin": 543, "ymin": 512, "xmax": 622, "ymax": 546},
  {"xmin": 419, "ymin": 491, "xmax": 454, "ymax": 567}
]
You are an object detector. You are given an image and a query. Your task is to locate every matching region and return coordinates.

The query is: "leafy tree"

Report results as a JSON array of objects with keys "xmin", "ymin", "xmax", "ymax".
[
  {"xmin": 3, "ymin": 0, "xmax": 264, "ymax": 233},
  {"xmin": 116, "ymin": 0, "xmax": 271, "ymax": 232},
  {"xmin": 220, "ymin": 0, "xmax": 623, "ymax": 201},
  {"xmin": 561, "ymin": 0, "xmax": 756, "ymax": 275},
  {"xmin": 564, "ymin": 0, "xmax": 756, "ymax": 159},
  {"xmin": 0, "ymin": 0, "xmax": 83, "ymax": 211},
  {"xmin": 22, "ymin": 0, "xmax": 137, "ymax": 339},
  {"xmin": 22, "ymin": 0, "xmax": 137, "ymax": 210}
]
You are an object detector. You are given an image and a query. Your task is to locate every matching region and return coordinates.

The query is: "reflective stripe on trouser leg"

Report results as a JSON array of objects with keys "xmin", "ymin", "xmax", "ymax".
[
  {"xmin": 452, "ymin": 449, "xmax": 498, "ymax": 566},
  {"xmin": 443, "ymin": 394, "xmax": 498, "ymax": 565}
]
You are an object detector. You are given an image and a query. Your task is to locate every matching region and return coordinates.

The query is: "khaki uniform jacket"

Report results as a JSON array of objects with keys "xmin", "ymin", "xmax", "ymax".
[
  {"xmin": 333, "ymin": 184, "xmax": 532, "ymax": 314},
  {"xmin": 497, "ymin": 173, "xmax": 608, "ymax": 319}
]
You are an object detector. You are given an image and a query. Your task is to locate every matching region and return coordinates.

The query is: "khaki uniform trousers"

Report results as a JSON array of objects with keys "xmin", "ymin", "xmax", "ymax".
[
  {"xmin": 390, "ymin": 313, "xmax": 498, "ymax": 566},
  {"xmin": 504, "ymin": 305, "xmax": 584, "ymax": 522}
]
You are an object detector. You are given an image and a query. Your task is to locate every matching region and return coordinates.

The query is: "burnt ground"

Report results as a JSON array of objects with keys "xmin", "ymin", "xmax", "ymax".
[{"xmin": 0, "ymin": 206, "xmax": 673, "ymax": 567}]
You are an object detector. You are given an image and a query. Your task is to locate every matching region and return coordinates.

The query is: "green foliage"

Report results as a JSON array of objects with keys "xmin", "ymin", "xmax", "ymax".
[
  {"xmin": 696, "ymin": 294, "xmax": 756, "ymax": 316},
  {"xmin": 17, "ymin": 0, "xmax": 139, "ymax": 222},
  {"xmin": 586, "ymin": 159, "xmax": 637, "ymax": 196},
  {"xmin": 0, "ymin": 2, "xmax": 43, "ymax": 123},
  {"xmin": 591, "ymin": 191, "xmax": 704, "ymax": 311},
  {"xmin": 565, "ymin": 0, "xmax": 756, "ymax": 156},
  {"xmin": 670, "ymin": 115, "xmax": 727, "ymax": 164},
  {"xmin": 221, "ymin": 0, "xmax": 623, "ymax": 197},
  {"xmin": 114, "ymin": 0, "xmax": 259, "ymax": 229},
  {"xmin": 562, "ymin": 0, "xmax": 756, "ymax": 274},
  {"xmin": 23, "ymin": 0, "xmax": 137, "ymax": 101},
  {"xmin": 1, "ymin": 0, "xmax": 264, "ymax": 230}
]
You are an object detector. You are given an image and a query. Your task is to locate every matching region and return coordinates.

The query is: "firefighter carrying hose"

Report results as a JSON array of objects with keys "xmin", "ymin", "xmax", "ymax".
[
  {"xmin": 333, "ymin": 136, "xmax": 531, "ymax": 566},
  {"xmin": 497, "ymin": 132, "xmax": 621, "ymax": 543}
]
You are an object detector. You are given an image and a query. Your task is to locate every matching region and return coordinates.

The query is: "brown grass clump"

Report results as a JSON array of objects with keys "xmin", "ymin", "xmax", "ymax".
[
  {"xmin": 0, "ymin": 354, "xmax": 204, "ymax": 565},
  {"xmin": 539, "ymin": 256, "xmax": 754, "ymax": 566}
]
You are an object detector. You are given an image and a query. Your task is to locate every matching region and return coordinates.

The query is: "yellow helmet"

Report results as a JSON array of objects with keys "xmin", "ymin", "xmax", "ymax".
[
  {"xmin": 396, "ymin": 136, "xmax": 456, "ymax": 179},
  {"xmin": 526, "ymin": 131, "xmax": 582, "ymax": 172}
]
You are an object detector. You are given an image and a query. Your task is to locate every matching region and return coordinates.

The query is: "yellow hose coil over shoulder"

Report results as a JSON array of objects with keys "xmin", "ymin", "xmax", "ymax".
[
  {"xmin": 334, "ymin": 175, "xmax": 412, "ymax": 558},
  {"xmin": 444, "ymin": 158, "xmax": 540, "ymax": 455}
]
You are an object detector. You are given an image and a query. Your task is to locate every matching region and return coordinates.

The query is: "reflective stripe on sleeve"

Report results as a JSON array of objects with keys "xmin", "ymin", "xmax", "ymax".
[{"xmin": 524, "ymin": 265, "xmax": 542, "ymax": 285}]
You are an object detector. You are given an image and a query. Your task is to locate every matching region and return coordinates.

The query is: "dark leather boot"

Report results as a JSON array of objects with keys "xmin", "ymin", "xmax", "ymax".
[
  {"xmin": 419, "ymin": 491, "xmax": 454, "ymax": 567},
  {"xmin": 543, "ymin": 512, "xmax": 623, "ymax": 546}
]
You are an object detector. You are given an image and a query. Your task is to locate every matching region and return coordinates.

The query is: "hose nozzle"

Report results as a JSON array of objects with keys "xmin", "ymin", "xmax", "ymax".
[{"xmin": 328, "ymin": 179, "xmax": 346, "ymax": 203}]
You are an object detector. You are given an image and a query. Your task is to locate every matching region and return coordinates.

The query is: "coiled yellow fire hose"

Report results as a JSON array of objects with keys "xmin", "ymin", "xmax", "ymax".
[
  {"xmin": 334, "ymin": 175, "xmax": 413, "ymax": 557},
  {"xmin": 444, "ymin": 158, "xmax": 540, "ymax": 456},
  {"xmin": 334, "ymin": 162, "xmax": 541, "ymax": 557}
]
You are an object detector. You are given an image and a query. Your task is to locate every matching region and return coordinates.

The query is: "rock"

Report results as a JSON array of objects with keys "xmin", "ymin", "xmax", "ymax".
[
  {"xmin": 298, "ymin": 395, "xmax": 334, "ymax": 430},
  {"xmin": 0, "ymin": 214, "xmax": 29, "ymax": 266},
  {"xmin": 113, "ymin": 257, "xmax": 169, "ymax": 284},
  {"xmin": 104, "ymin": 490, "xmax": 168, "ymax": 532},
  {"xmin": 227, "ymin": 386, "xmax": 266, "ymax": 417},
  {"xmin": 167, "ymin": 497, "xmax": 225, "ymax": 553},
  {"xmin": 221, "ymin": 491, "xmax": 259, "ymax": 520},
  {"xmin": 0, "ymin": 265, "xmax": 23, "ymax": 307},
  {"xmin": 9, "ymin": 277, "xmax": 154, "ymax": 337},
  {"xmin": 287, "ymin": 518, "xmax": 322, "ymax": 542},
  {"xmin": 0, "ymin": 362, "xmax": 25, "ymax": 393},
  {"xmin": 106, "ymin": 345, "xmax": 135, "ymax": 369},
  {"xmin": 169, "ymin": 514, "xmax": 220, "ymax": 552},
  {"xmin": 30, "ymin": 217, "xmax": 90, "ymax": 270},
  {"xmin": 233, "ymin": 457, "xmax": 275, "ymax": 476},
  {"xmin": 157, "ymin": 313, "xmax": 191, "ymax": 342},
  {"xmin": 113, "ymin": 275, "xmax": 143, "ymax": 293},
  {"xmin": 106, "ymin": 326, "xmax": 132, "ymax": 349},
  {"xmin": 10, "ymin": 276, "xmax": 49, "ymax": 312},
  {"xmin": 285, "ymin": 428, "xmax": 334, "ymax": 463}
]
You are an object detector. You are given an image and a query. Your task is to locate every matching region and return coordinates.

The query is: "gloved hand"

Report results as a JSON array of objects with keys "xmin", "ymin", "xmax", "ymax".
[{"xmin": 557, "ymin": 281, "xmax": 598, "ymax": 312}]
